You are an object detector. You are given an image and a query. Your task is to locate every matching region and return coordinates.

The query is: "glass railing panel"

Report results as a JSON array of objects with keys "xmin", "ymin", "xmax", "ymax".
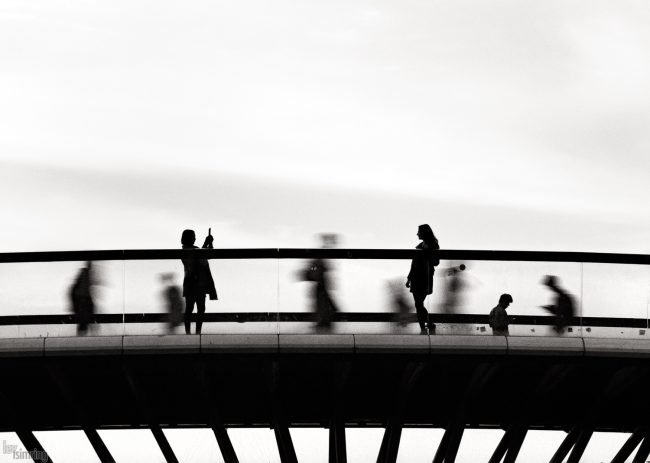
[
  {"xmin": 278, "ymin": 258, "xmax": 419, "ymax": 334},
  {"xmin": 442, "ymin": 260, "xmax": 582, "ymax": 337},
  {"xmin": 0, "ymin": 252, "xmax": 644, "ymax": 340},
  {"xmin": 278, "ymin": 258, "xmax": 584, "ymax": 336},
  {"xmin": 123, "ymin": 259, "xmax": 279, "ymax": 335},
  {"xmin": 277, "ymin": 258, "xmax": 310, "ymax": 334},
  {"xmin": 581, "ymin": 263, "xmax": 650, "ymax": 339},
  {"xmin": 0, "ymin": 261, "xmax": 124, "ymax": 338}
]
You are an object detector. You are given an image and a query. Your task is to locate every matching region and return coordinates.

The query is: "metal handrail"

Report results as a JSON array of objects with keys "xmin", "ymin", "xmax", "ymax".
[
  {"xmin": 0, "ymin": 248, "xmax": 648, "ymax": 264},
  {"xmin": 0, "ymin": 313, "xmax": 646, "ymax": 328}
]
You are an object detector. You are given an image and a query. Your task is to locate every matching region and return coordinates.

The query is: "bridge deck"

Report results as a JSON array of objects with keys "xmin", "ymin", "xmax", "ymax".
[
  {"xmin": 3, "ymin": 333, "xmax": 650, "ymax": 357},
  {"xmin": 1, "ymin": 334, "xmax": 649, "ymax": 434}
]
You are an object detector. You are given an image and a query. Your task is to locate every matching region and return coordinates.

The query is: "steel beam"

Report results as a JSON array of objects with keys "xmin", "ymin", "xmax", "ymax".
[
  {"xmin": 432, "ymin": 426, "xmax": 451, "ymax": 463},
  {"xmin": 567, "ymin": 428, "xmax": 593, "ymax": 463},
  {"xmin": 0, "ymin": 386, "xmax": 51, "ymax": 463},
  {"xmin": 432, "ymin": 424, "xmax": 465, "ymax": 463},
  {"xmin": 196, "ymin": 360, "xmax": 239, "ymax": 463},
  {"xmin": 488, "ymin": 363, "xmax": 572, "ymax": 463},
  {"xmin": 273, "ymin": 422, "xmax": 298, "ymax": 463},
  {"xmin": 549, "ymin": 427, "xmax": 580, "ymax": 463},
  {"xmin": 486, "ymin": 362, "xmax": 571, "ymax": 463},
  {"xmin": 433, "ymin": 362, "xmax": 498, "ymax": 463},
  {"xmin": 121, "ymin": 362, "xmax": 179, "ymax": 463},
  {"xmin": 377, "ymin": 362, "xmax": 425, "ymax": 463},
  {"xmin": 556, "ymin": 366, "xmax": 642, "ymax": 463},
  {"xmin": 328, "ymin": 361, "xmax": 351, "ymax": 463},
  {"xmin": 84, "ymin": 429, "xmax": 115, "ymax": 463},
  {"xmin": 329, "ymin": 418, "xmax": 347, "ymax": 463},
  {"xmin": 377, "ymin": 423, "xmax": 402, "ymax": 463},
  {"xmin": 151, "ymin": 424, "xmax": 179, "ymax": 463},
  {"xmin": 47, "ymin": 363, "xmax": 116, "ymax": 463},
  {"xmin": 443, "ymin": 425, "xmax": 465, "ymax": 463},
  {"xmin": 489, "ymin": 425, "xmax": 523, "ymax": 463},
  {"xmin": 212, "ymin": 427, "xmax": 239, "ymax": 463},
  {"xmin": 488, "ymin": 427, "xmax": 515, "ymax": 463},
  {"xmin": 612, "ymin": 428, "xmax": 645, "ymax": 463},
  {"xmin": 633, "ymin": 434, "xmax": 650, "ymax": 463},
  {"xmin": 502, "ymin": 427, "xmax": 527, "ymax": 463},
  {"xmin": 15, "ymin": 430, "xmax": 51, "ymax": 463},
  {"xmin": 271, "ymin": 361, "xmax": 298, "ymax": 463}
]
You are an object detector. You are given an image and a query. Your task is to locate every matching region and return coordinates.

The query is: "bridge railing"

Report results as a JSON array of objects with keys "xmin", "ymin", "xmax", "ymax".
[{"xmin": 0, "ymin": 249, "xmax": 648, "ymax": 339}]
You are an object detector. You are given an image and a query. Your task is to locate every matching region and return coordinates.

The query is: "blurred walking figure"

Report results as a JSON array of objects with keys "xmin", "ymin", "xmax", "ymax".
[
  {"xmin": 541, "ymin": 275, "xmax": 575, "ymax": 334},
  {"xmin": 160, "ymin": 273, "xmax": 183, "ymax": 333},
  {"xmin": 69, "ymin": 261, "xmax": 96, "ymax": 336},
  {"xmin": 387, "ymin": 279, "xmax": 412, "ymax": 327},
  {"xmin": 406, "ymin": 224, "xmax": 440, "ymax": 334},
  {"xmin": 489, "ymin": 294, "xmax": 513, "ymax": 336},
  {"xmin": 301, "ymin": 234, "xmax": 339, "ymax": 331},
  {"xmin": 441, "ymin": 263, "xmax": 467, "ymax": 313},
  {"xmin": 181, "ymin": 229, "xmax": 218, "ymax": 335}
]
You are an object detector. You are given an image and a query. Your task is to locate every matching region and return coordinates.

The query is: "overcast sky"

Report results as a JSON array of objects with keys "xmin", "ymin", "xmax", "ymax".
[
  {"xmin": 1, "ymin": 0, "xmax": 649, "ymax": 461},
  {"xmin": 1, "ymin": 0, "xmax": 649, "ymax": 254}
]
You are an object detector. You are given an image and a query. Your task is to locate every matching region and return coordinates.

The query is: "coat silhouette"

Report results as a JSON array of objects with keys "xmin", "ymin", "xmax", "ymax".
[
  {"xmin": 69, "ymin": 261, "xmax": 95, "ymax": 335},
  {"xmin": 303, "ymin": 258, "xmax": 339, "ymax": 329}
]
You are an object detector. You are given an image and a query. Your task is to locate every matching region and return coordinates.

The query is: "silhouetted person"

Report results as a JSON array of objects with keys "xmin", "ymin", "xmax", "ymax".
[
  {"xmin": 69, "ymin": 261, "xmax": 95, "ymax": 336},
  {"xmin": 160, "ymin": 273, "xmax": 183, "ymax": 333},
  {"xmin": 441, "ymin": 263, "xmax": 466, "ymax": 313},
  {"xmin": 181, "ymin": 229, "xmax": 217, "ymax": 335},
  {"xmin": 301, "ymin": 234, "xmax": 339, "ymax": 331},
  {"xmin": 541, "ymin": 275, "xmax": 575, "ymax": 334},
  {"xmin": 489, "ymin": 294, "xmax": 513, "ymax": 336},
  {"xmin": 406, "ymin": 224, "xmax": 440, "ymax": 334}
]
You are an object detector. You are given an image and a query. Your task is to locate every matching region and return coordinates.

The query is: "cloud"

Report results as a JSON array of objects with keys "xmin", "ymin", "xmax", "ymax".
[
  {"xmin": 0, "ymin": 162, "xmax": 647, "ymax": 254},
  {"xmin": 0, "ymin": 1, "xmax": 648, "ymax": 253}
]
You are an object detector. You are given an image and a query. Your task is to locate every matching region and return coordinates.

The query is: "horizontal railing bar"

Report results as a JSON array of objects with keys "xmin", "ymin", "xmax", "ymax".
[
  {"xmin": 0, "ymin": 313, "xmax": 645, "ymax": 328},
  {"xmin": 0, "ymin": 249, "xmax": 648, "ymax": 265}
]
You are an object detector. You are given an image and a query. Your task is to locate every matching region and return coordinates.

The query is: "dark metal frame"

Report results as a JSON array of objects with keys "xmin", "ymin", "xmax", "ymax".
[
  {"xmin": 0, "ymin": 312, "xmax": 646, "ymax": 328},
  {"xmin": 0, "ymin": 248, "xmax": 648, "ymax": 264},
  {"xmin": 47, "ymin": 363, "xmax": 115, "ymax": 463}
]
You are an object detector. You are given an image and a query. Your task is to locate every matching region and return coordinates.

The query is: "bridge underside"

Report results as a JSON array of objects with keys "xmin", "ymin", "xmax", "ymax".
[{"xmin": 1, "ymin": 336, "xmax": 649, "ymax": 433}]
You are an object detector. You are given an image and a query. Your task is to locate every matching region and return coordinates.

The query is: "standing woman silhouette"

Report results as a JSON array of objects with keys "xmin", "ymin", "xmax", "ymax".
[
  {"xmin": 406, "ymin": 224, "xmax": 439, "ymax": 334},
  {"xmin": 181, "ymin": 229, "xmax": 218, "ymax": 334}
]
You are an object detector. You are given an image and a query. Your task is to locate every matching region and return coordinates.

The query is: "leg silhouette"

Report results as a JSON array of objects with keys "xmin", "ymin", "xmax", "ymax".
[
  {"xmin": 413, "ymin": 292, "xmax": 428, "ymax": 332},
  {"xmin": 195, "ymin": 296, "xmax": 206, "ymax": 335},
  {"xmin": 184, "ymin": 298, "xmax": 196, "ymax": 334}
]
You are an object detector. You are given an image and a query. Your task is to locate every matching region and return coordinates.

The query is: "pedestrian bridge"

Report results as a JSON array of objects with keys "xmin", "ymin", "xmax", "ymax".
[{"xmin": 0, "ymin": 248, "xmax": 648, "ymax": 462}]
